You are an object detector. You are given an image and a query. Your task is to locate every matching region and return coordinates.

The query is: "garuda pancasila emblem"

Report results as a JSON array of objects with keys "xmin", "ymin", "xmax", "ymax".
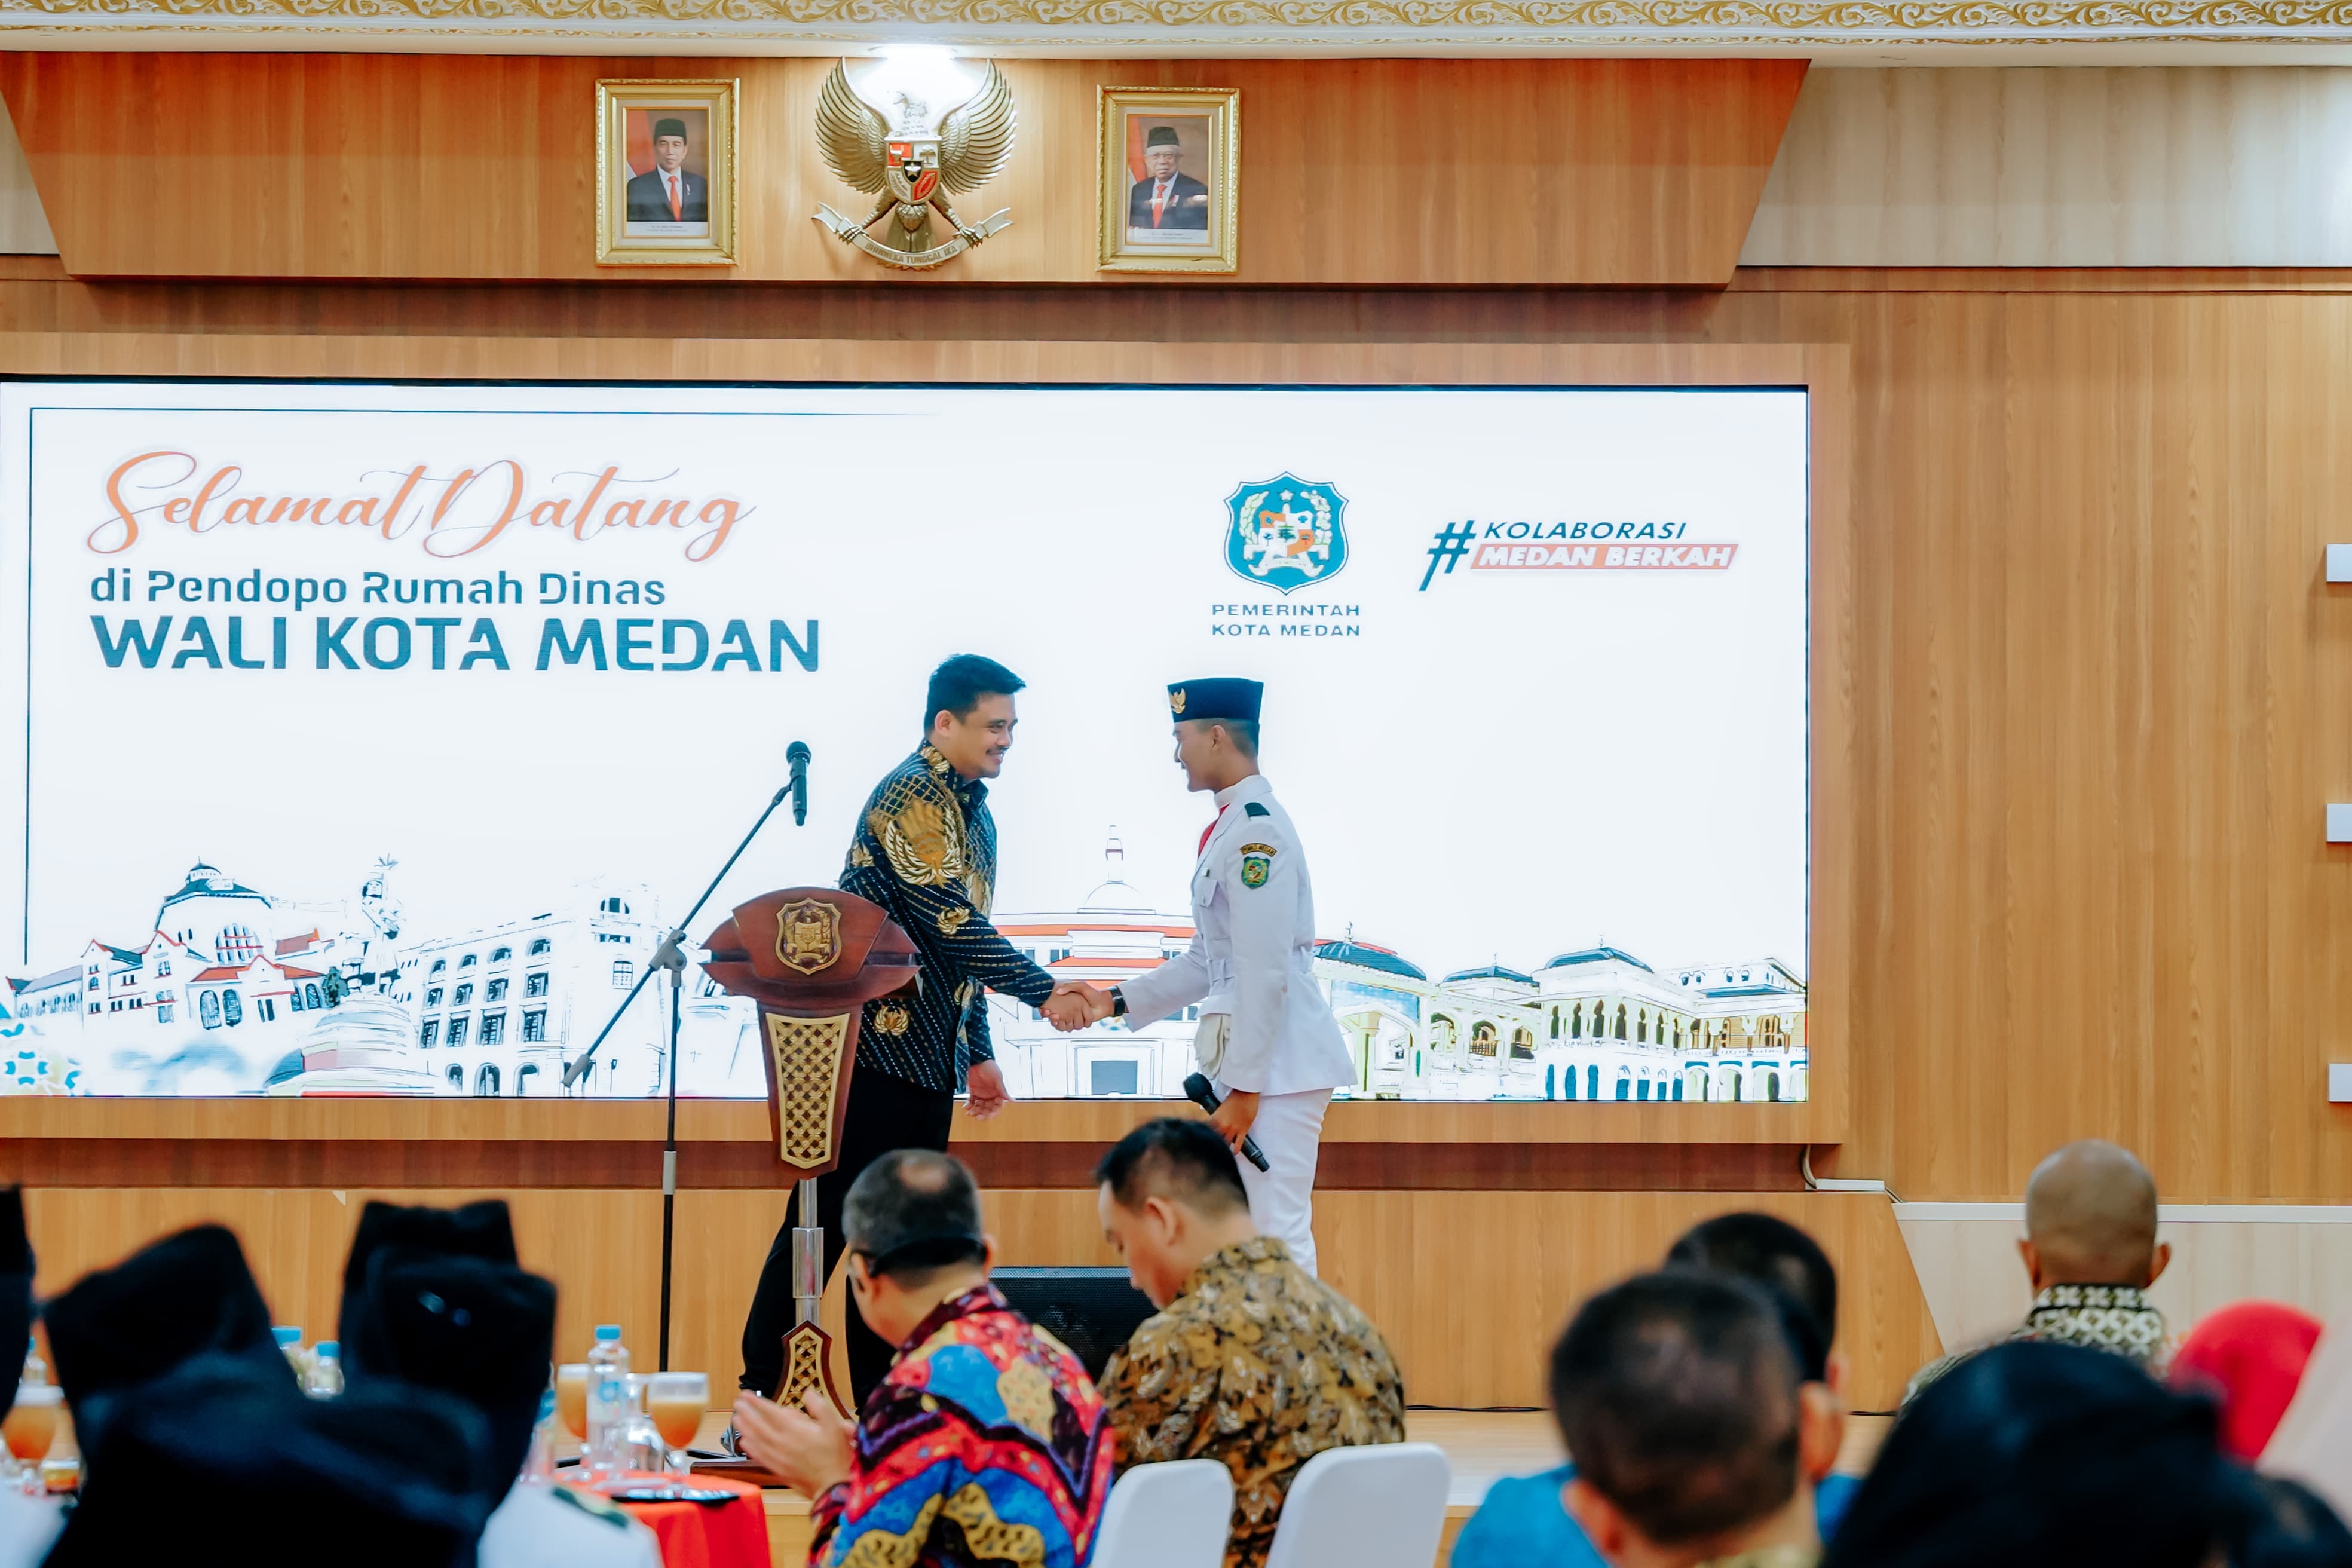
[{"xmin": 812, "ymin": 58, "xmax": 1017, "ymax": 271}]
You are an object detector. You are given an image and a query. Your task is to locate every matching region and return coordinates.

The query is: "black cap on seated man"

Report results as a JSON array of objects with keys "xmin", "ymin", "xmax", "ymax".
[
  {"xmin": 338, "ymin": 1198, "xmax": 519, "ymax": 1348},
  {"xmin": 344, "ymin": 1248, "xmax": 556, "ymax": 1489},
  {"xmin": 344, "ymin": 1242, "xmax": 660, "ymax": 1568},
  {"xmin": 47, "ymin": 1350, "xmax": 495, "ymax": 1568},
  {"xmin": 43, "ymin": 1223, "xmax": 288, "ymax": 1455},
  {"xmin": 0, "ymin": 1189, "xmax": 32, "ymax": 1375},
  {"xmin": 1552, "ymin": 1271, "xmax": 1845, "ymax": 1568}
]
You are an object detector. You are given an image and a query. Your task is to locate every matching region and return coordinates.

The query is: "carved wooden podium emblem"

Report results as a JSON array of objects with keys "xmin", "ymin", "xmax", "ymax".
[
  {"xmin": 702, "ymin": 888, "xmax": 921, "ymax": 1420},
  {"xmin": 776, "ymin": 898, "xmax": 841, "ymax": 975}
]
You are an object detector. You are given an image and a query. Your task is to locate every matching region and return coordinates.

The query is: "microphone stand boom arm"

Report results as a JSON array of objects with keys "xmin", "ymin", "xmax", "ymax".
[{"xmin": 559, "ymin": 782, "xmax": 795, "ymax": 1091}]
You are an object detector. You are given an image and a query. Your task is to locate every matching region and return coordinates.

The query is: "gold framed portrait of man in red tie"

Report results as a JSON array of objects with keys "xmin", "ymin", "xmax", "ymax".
[
  {"xmin": 1097, "ymin": 87, "xmax": 1238, "ymax": 275},
  {"xmin": 595, "ymin": 79, "xmax": 739, "ymax": 267}
]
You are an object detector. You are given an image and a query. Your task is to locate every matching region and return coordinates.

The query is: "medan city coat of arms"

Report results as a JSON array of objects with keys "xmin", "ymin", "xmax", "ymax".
[
  {"xmin": 776, "ymin": 898, "xmax": 841, "ymax": 975},
  {"xmin": 811, "ymin": 59, "xmax": 1018, "ymax": 271},
  {"xmin": 1224, "ymin": 475, "xmax": 1349, "ymax": 596}
]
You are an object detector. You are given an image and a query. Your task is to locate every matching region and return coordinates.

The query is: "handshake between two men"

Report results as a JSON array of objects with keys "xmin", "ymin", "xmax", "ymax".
[{"xmin": 1040, "ymin": 981, "xmax": 1115, "ymax": 1033}]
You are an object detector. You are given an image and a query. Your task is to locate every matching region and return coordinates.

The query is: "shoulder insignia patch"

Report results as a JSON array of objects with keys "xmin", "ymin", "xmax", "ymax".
[
  {"xmin": 1244, "ymin": 801, "xmax": 1271, "ymax": 817},
  {"xmin": 1238, "ymin": 842, "xmax": 1277, "ymax": 889},
  {"xmin": 550, "ymin": 1484, "xmax": 635, "ymax": 1530}
]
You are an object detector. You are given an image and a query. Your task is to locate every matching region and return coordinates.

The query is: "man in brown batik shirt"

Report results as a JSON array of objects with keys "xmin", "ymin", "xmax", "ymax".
[{"xmin": 1094, "ymin": 1117, "xmax": 1405, "ymax": 1568}]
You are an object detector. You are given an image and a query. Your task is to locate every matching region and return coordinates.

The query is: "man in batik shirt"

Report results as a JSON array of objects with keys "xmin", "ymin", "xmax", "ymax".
[
  {"xmin": 1094, "ymin": 1118, "xmax": 1405, "ymax": 1568},
  {"xmin": 742, "ymin": 653, "xmax": 1087, "ymax": 1407},
  {"xmin": 1906, "ymin": 1138, "xmax": 2175, "ymax": 1404},
  {"xmin": 734, "ymin": 1152, "xmax": 1111, "ymax": 1568}
]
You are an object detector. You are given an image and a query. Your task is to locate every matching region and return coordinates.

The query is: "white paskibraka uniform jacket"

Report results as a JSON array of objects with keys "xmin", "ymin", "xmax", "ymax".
[{"xmin": 1114, "ymin": 773, "xmax": 1352, "ymax": 1097}]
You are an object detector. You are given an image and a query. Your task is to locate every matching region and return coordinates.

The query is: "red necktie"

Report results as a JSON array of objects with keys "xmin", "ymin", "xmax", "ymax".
[
  {"xmin": 668, "ymin": 175, "xmax": 682, "ymax": 220},
  {"xmin": 1153, "ymin": 182, "xmax": 1168, "ymax": 228},
  {"xmin": 1198, "ymin": 805, "xmax": 1227, "ymax": 857}
]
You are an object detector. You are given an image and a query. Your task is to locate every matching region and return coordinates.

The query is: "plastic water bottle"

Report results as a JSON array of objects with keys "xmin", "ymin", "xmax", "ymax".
[
  {"xmin": 20, "ymin": 1334, "xmax": 43, "ymax": 1388},
  {"xmin": 273, "ymin": 1325, "xmax": 309, "ymax": 1382},
  {"xmin": 521, "ymin": 1389, "xmax": 558, "ymax": 1486},
  {"xmin": 305, "ymin": 1341, "xmax": 343, "ymax": 1398},
  {"xmin": 586, "ymin": 1325, "xmax": 630, "ymax": 1477}
]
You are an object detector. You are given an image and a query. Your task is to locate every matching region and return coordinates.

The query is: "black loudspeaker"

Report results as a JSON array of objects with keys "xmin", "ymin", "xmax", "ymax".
[{"xmin": 992, "ymin": 1266, "xmax": 1159, "ymax": 1381}]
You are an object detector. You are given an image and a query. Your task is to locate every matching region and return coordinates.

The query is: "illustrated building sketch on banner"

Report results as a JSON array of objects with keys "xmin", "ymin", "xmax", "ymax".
[{"xmin": 0, "ymin": 382, "xmax": 1808, "ymax": 1101}]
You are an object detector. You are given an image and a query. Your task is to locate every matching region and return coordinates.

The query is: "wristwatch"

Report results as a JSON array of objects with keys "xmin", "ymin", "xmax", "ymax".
[{"xmin": 1108, "ymin": 986, "xmax": 1128, "ymax": 1018}]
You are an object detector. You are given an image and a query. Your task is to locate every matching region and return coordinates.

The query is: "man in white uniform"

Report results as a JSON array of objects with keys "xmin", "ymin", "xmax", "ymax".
[{"xmin": 1075, "ymin": 678, "xmax": 1352, "ymax": 1273}]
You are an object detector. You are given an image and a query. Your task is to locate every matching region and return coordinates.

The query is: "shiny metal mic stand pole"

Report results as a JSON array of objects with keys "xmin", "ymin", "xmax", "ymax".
[
  {"xmin": 792, "ymin": 1175, "xmax": 823, "ymax": 1346},
  {"xmin": 654, "ymin": 934, "xmax": 686, "ymax": 1371},
  {"xmin": 557, "ymin": 774, "xmax": 798, "ymax": 1092}
]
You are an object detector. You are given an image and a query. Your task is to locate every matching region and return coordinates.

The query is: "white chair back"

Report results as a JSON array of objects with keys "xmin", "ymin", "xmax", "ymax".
[
  {"xmin": 1092, "ymin": 1458, "xmax": 1236, "ymax": 1568},
  {"xmin": 1261, "ymin": 1442, "xmax": 1452, "ymax": 1568}
]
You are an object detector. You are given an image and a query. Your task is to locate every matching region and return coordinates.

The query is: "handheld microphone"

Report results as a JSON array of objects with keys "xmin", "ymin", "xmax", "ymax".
[
  {"xmin": 1183, "ymin": 1072, "xmax": 1269, "ymax": 1173},
  {"xmin": 786, "ymin": 741, "xmax": 812, "ymax": 827}
]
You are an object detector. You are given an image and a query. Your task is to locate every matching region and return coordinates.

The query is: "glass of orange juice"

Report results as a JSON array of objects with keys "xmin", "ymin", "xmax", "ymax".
[
  {"xmin": 3, "ymin": 1386, "xmax": 59, "ymax": 1496},
  {"xmin": 555, "ymin": 1364, "xmax": 589, "ymax": 1445},
  {"xmin": 647, "ymin": 1373, "xmax": 707, "ymax": 1473}
]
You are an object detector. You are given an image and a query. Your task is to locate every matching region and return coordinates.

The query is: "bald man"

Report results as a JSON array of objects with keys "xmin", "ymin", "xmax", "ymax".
[{"xmin": 1904, "ymin": 1139, "xmax": 2173, "ymax": 1403}]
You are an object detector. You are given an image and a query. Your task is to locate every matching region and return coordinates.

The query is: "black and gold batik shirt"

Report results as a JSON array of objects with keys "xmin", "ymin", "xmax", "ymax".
[
  {"xmin": 1098, "ymin": 1237, "xmax": 1408, "ymax": 1568},
  {"xmin": 1904, "ymin": 1282, "xmax": 2173, "ymax": 1404},
  {"xmin": 840, "ymin": 744, "xmax": 1059, "ymax": 1094}
]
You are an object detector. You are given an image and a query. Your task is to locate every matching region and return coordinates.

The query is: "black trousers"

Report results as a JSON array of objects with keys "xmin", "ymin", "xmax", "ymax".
[{"xmin": 739, "ymin": 1059, "xmax": 956, "ymax": 1408}]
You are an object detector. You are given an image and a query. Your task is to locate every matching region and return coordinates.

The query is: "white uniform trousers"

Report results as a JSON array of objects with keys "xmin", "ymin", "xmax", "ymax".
[{"xmin": 1231, "ymin": 1086, "xmax": 1333, "ymax": 1276}]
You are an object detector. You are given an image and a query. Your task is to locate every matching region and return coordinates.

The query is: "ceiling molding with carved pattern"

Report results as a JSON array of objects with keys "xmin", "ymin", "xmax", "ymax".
[{"xmin": 2, "ymin": 0, "xmax": 2352, "ymax": 53}]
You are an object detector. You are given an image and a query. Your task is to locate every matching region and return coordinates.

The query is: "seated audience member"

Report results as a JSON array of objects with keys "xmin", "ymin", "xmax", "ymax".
[
  {"xmin": 49, "ymin": 1350, "xmax": 497, "ymax": 1568},
  {"xmin": 1906, "ymin": 1138, "xmax": 2172, "ymax": 1401},
  {"xmin": 343, "ymin": 1241, "xmax": 659, "ymax": 1568},
  {"xmin": 1827, "ymin": 1339, "xmax": 2314, "ymax": 1568},
  {"xmin": 0, "ymin": 1190, "xmax": 57, "ymax": 1568},
  {"xmin": 1551, "ymin": 1270, "xmax": 1845, "ymax": 1568},
  {"xmin": 1093, "ymin": 1117, "xmax": 1405, "ymax": 1568},
  {"xmin": 42, "ymin": 1222, "xmax": 290, "ymax": 1455},
  {"xmin": 336, "ymin": 1197, "xmax": 519, "ymax": 1346},
  {"xmin": 2170, "ymin": 1301, "xmax": 2325, "ymax": 1462},
  {"xmin": 731, "ymin": 1150, "xmax": 1111, "ymax": 1568},
  {"xmin": 2231, "ymin": 1477, "xmax": 2352, "ymax": 1568},
  {"xmin": 1451, "ymin": 1212, "xmax": 1857, "ymax": 1568}
]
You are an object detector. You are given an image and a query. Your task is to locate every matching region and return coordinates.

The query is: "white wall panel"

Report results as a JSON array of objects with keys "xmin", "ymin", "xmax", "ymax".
[
  {"xmin": 1897, "ymin": 1203, "xmax": 2352, "ymax": 1379},
  {"xmin": 1744, "ymin": 68, "xmax": 2352, "ymax": 267},
  {"xmin": 0, "ymin": 97, "xmax": 54, "ymax": 256}
]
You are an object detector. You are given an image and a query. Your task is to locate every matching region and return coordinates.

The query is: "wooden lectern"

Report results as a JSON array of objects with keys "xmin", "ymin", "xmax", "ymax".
[{"xmin": 702, "ymin": 887, "xmax": 920, "ymax": 1420}]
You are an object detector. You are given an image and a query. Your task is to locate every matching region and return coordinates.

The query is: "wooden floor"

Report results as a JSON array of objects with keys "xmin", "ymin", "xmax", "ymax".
[{"xmin": 678, "ymin": 1407, "xmax": 1898, "ymax": 1567}]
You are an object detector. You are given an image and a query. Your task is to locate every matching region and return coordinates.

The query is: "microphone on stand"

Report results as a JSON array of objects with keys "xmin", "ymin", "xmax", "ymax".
[
  {"xmin": 786, "ymin": 741, "xmax": 812, "ymax": 827},
  {"xmin": 1184, "ymin": 1072, "xmax": 1270, "ymax": 1173}
]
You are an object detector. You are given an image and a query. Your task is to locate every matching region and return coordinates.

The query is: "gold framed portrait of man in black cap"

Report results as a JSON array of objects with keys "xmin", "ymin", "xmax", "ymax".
[
  {"xmin": 596, "ymin": 78, "xmax": 739, "ymax": 267},
  {"xmin": 1097, "ymin": 86, "xmax": 1238, "ymax": 274}
]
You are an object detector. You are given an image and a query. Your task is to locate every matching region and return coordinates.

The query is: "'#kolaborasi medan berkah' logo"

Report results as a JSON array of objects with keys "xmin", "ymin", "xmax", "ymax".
[
  {"xmin": 1420, "ymin": 519, "xmax": 1736, "ymax": 590},
  {"xmin": 1224, "ymin": 476, "xmax": 1348, "ymax": 596}
]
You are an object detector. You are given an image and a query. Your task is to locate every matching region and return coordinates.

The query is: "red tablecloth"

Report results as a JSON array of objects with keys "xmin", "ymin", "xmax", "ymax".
[{"xmin": 561, "ymin": 1471, "xmax": 770, "ymax": 1568}]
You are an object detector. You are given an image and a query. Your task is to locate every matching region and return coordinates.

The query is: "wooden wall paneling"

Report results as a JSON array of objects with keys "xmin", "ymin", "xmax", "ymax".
[
  {"xmin": 0, "ymin": 1135, "xmax": 1814, "ymax": 1192},
  {"xmin": 23, "ymin": 1186, "xmax": 1937, "ymax": 1413},
  {"xmin": 0, "ymin": 275, "xmax": 2347, "ymax": 1267},
  {"xmin": 1313, "ymin": 1191, "xmax": 1937, "ymax": 1413},
  {"xmin": 20, "ymin": 1187, "xmax": 667, "ymax": 1371},
  {"xmin": 0, "ymin": 54, "xmax": 1805, "ymax": 285},
  {"xmin": 0, "ymin": 1091, "xmax": 1835, "ymax": 1152}
]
